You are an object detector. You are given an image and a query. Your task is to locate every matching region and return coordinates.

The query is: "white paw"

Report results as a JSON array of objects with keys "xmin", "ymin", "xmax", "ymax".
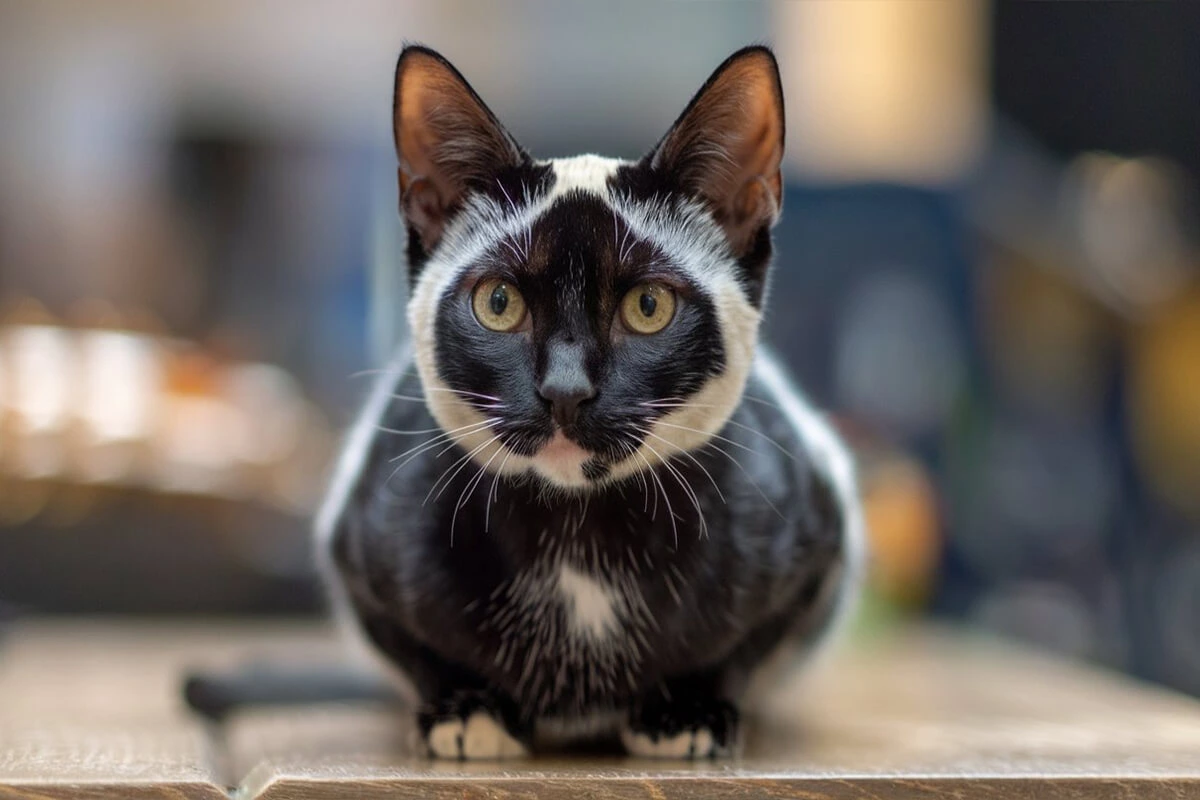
[
  {"xmin": 621, "ymin": 726, "xmax": 720, "ymax": 759},
  {"xmin": 427, "ymin": 712, "xmax": 529, "ymax": 760}
]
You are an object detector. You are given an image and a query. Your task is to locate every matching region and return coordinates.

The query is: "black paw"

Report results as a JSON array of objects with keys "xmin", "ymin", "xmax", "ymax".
[
  {"xmin": 621, "ymin": 693, "xmax": 740, "ymax": 759},
  {"xmin": 417, "ymin": 690, "xmax": 529, "ymax": 760}
]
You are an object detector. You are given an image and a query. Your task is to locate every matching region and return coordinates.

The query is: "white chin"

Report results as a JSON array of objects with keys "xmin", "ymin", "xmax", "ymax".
[{"xmin": 532, "ymin": 433, "xmax": 592, "ymax": 489}]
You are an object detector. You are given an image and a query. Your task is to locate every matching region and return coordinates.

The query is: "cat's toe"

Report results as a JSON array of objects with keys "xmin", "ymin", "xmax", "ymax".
[
  {"xmin": 425, "ymin": 715, "xmax": 467, "ymax": 758},
  {"xmin": 621, "ymin": 696, "xmax": 739, "ymax": 759},
  {"xmin": 621, "ymin": 725, "xmax": 721, "ymax": 759},
  {"xmin": 426, "ymin": 712, "xmax": 528, "ymax": 759},
  {"xmin": 420, "ymin": 692, "xmax": 529, "ymax": 760},
  {"xmin": 461, "ymin": 712, "xmax": 529, "ymax": 758}
]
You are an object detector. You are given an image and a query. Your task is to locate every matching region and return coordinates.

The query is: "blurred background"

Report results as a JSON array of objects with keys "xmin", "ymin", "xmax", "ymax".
[{"xmin": 1, "ymin": 1, "xmax": 1198, "ymax": 698}]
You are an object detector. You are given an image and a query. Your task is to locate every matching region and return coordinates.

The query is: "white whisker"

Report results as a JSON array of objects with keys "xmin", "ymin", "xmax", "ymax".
[
  {"xmin": 383, "ymin": 420, "xmax": 498, "ymax": 497},
  {"xmin": 721, "ymin": 418, "xmax": 799, "ymax": 463},
  {"xmin": 640, "ymin": 428, "xmax": 726, "ymax": 505},
  {"xmin": 627, "ymin": 436, "xmax": 675, "ymax": 545},
  {"xmin": 611, "ymin": 436, "xmax": 647, "ymax": 512},
  {"xmin": 450, "ymin": 436, "xmax": 506, "ymax": 545},
  {"xmin": 656, "ymin": 420, "xmax": 798, "ymax": 464},
  {"xmin": 376, "ymin": 425, "xmax": 452, "ymax": 436},
  {"xmin": 486, "ymin": 444, "xmax": 517, "ymax": 533},
  {"xmin": 623, "ymin": 435, "xmax": 658, "ymax": 519},
  {"xmin": 696, "ymin": 438, "xmax": 787, "ymax": 522},
  {"xmin": 642, "ymin": 399, "xmax": 800, "ymax": 465},
  {"xmin": 388, "ymin": 418, "xmax": 498, "ymax": 465},
  {"xmin": 427, "ymin": 434, "xmax": 501, "ymax": 508},
  {"xmin": 623, "ymin": 439, "xmax": 651, "ymax": 511},
  {"xmin": 639, "ymin": 437, "xmax": 708, "ymax": 540},
  {"xmin": 424, "ymin": 387, "xmax": 504, "ymax": 403}
]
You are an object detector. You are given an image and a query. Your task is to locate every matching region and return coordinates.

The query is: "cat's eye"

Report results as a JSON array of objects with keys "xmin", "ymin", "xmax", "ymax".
[
  {"xmin": 472, "ymin": 278, "xmax": 527, "ymax": 332},
  {"xmin": 619, "ymin": 283, "xmax": 676, "ymax": 335}
]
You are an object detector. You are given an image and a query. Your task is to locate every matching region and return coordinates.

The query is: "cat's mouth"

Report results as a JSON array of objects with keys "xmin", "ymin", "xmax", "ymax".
[
  {"xmin": 530, "ymin": 432, "xmax": 594, "ymax": 486},
  {"xmin": 538, "ymin": 431, "xmax": 590, "ymax": 461}
]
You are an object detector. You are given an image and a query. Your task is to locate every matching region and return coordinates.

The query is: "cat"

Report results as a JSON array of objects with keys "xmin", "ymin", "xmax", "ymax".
[{"xmin": 316, "ymin": 44, "xmax": 865, "ymax": 760}]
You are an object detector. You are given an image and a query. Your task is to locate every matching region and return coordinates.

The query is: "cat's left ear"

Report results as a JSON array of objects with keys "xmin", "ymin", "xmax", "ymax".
[
  {"xmin": 393, "ymin": 45, "xmax": 527, "ymax": 253},
  {"xmin": 648, "ymin": 46, "xmax": 785, "ymax": 256}
]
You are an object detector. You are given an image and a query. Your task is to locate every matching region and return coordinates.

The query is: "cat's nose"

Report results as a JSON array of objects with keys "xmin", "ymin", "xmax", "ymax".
[
  {"xmin": 538, "ymin": 380, "xmax": 596, "ymax": 428},
  {"xmin": 538, "ymin": 344, "xmax": 595, "ymax": 428}
]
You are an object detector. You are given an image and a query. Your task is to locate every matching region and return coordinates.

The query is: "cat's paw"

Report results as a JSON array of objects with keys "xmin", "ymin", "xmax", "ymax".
[
  {"xmin": 621, "ymin": 695, "xmax": 740, "ymax": 759},
  {"xmin": 419, "ymin": 692, "xmax": 529, "ymax": 760}
]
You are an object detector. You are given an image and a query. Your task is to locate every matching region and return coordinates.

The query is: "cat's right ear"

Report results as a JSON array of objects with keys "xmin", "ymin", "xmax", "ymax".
[{"xmin": 393, "ymin": 46, "xmax": 526, "ymax": 252}]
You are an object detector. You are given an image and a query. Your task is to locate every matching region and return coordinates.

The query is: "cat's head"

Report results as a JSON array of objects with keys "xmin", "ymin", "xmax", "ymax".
[{"xmin": 397, "ymin": 45, "xmax": 784, "ymax": 490}]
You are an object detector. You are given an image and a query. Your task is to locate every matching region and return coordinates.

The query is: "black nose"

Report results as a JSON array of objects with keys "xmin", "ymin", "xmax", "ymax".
[
  {"xmin": 538, "ymin": 380, "xmax": 596, "ymax": 428},
  {"xmin": 539, "ymin": 340, "xmax": 596, "ymax": 428}
]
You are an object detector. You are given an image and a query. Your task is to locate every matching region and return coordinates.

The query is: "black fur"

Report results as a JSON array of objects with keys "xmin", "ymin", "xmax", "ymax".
[
  {"xmin": 329, "ymin": 367, "xmax": 844, "ymax": 741},
  {"xmin": 323, "ymin": 44, "xmax": 851, "ymax": 757}
]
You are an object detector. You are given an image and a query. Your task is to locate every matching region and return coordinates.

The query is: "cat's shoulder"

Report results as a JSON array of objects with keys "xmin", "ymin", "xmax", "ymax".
[{"xmin": 746, "ymin": 348, "xmax": 856, "ymax": 495}]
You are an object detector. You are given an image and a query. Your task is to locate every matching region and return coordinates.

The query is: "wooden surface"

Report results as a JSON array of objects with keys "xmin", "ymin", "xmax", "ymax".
[{"xmin": 2, "ymin": 621, "xmax": 1199, "ymax": 799}]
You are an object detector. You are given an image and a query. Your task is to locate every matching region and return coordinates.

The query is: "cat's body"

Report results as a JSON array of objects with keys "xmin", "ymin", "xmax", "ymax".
[{"xmin": 317, "ymin": 48, "xmax": 864, "ymax": 759}]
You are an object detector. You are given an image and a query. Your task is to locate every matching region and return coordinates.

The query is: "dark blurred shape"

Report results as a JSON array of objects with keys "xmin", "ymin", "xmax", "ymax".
[
  {"xmin": 184, "ymin": 661, "xmax": 395, "ymax": 722},
  {"xmin": 993, "ymin": 2, "xmax": 1200, "ymax": 187}
]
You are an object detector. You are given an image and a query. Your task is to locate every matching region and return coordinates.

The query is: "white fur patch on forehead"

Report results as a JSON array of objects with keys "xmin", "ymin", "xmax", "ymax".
[
  {"xmin": 411, "ymin": 154, "xmax": 624, "ymax": 314},
  {"xmin": 546, "ymin": 154, "xmax": 624, "ymax": 200}
]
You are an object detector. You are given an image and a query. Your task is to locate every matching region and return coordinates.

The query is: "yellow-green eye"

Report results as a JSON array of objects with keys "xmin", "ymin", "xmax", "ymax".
[
  {"xmin": 620, "ymin": 283, "xmax": 676, "ymax": 334},
  {"xmin": 472, "ymin": 278, "xmax": 527, "ymax": 332}
]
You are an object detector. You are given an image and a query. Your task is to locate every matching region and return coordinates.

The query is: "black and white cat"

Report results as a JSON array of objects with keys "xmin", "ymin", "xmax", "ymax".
[{"xmin": 316, "ymin": 45, "xmax": 864, "ymax": 760}]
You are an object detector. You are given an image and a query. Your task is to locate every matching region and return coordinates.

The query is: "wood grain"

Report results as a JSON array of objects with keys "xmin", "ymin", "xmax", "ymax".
[
  {"xmin": 0, "ymin": 620, "xmax": 328, "ymax": 800},
  {"xmin": 224, "ymin": 628, "xmax": 1200, "ymax": 799},
  {"xmin": 3, "ymin": 621, "xmax": 1200, "ymax": 799}
]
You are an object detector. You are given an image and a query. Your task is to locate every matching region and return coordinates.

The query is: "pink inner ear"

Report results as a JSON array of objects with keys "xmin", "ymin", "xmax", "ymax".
[
  {"xmin": 392, "ymin": 48, "xmax": 526, "ymax": 252},
  {"xmin": 704, "ymin": 60, "xmax": 784, "ymax": 205},
  {"xmin": 396, "ymin": 63, "xmax": 462, "ymax": 199},
  {"xmin": 650, "ymin": 49, "xmax": 785, "ymax": 253}
]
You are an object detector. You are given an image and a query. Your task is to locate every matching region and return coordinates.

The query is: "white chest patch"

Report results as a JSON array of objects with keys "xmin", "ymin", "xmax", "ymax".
[
  {"xmin": 557, "ymin": 563, "xmax": 619, "ymax": 641},
  {"xmin": 484, "ymin": 540, "xmax": 656, "ymax": 713}
]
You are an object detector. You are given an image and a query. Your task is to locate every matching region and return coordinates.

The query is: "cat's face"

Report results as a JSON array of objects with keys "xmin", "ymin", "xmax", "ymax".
[{"xmin": 396, "ymin": 46, "xmax": 784, "ymax": 489}]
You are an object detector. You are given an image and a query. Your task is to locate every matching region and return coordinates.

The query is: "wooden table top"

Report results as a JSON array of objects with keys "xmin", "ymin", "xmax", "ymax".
[{"xmin": 1, "ymin": 620, "xmax": 1198, "ymax": 799}]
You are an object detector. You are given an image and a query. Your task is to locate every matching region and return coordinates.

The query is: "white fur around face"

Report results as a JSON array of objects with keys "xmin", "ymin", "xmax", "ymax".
[
  {"xmin": 426, "ymin": 712, "xmax": 529, "ymax": 760},
  {"xmin": 404, "ymin": 153, "xmax": 764, "ymax": 492}
]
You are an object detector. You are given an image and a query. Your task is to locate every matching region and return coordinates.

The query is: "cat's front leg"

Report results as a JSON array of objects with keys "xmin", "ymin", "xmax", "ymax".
[
  {"xmin": 419, "ymin": 687, "xmax": 532, "ymax": 760},
  {"xmin": 353, "ymin": 611, "xmax": 532, "ymax": 760},
  {"xmin": 620, "ymin": 674, "xmax": 741, "ymax": 759}
]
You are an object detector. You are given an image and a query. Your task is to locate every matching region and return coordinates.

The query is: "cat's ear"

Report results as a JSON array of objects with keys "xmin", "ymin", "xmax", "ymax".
[
  {"xmin": 393, "ymin": 45, "xmax": 526, "ymax": 251},
  {"xmin": 648, "ymin": 46, "xmax": 785, "ymax": 255}
]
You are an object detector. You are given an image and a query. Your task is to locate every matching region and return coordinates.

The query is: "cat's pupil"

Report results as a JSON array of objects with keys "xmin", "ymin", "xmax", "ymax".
[
  {"xmin": 639, "ymin": 292, "xmax": 657, "ymax": 318},
  {"xmin": 489, "ymin": 285, "xmax": 509, "ymax": 316}
]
